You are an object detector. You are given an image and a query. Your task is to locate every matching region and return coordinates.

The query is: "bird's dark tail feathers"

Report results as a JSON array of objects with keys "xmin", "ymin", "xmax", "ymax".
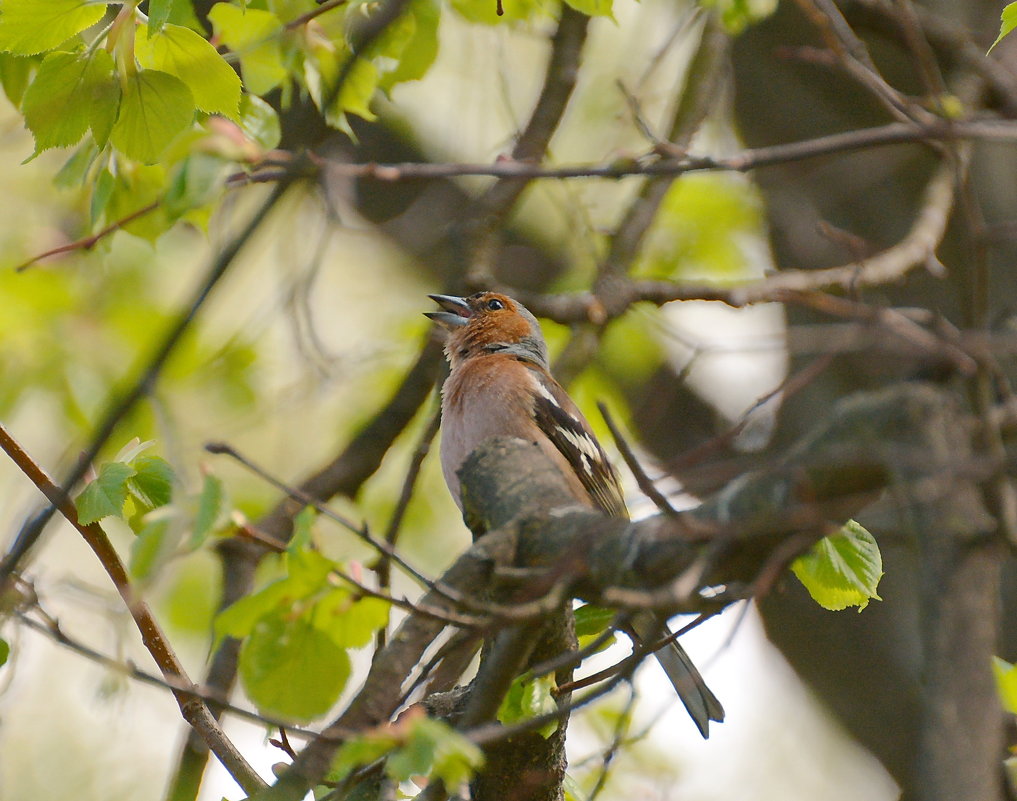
[{"xmin": 630, "ymin": 612, "xmax": 725, "ymax": 738}]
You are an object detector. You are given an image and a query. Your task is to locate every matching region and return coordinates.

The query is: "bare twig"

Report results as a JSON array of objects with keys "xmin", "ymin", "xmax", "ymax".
[{"xmin": 14, "ymin": 201, "xmax": 160, "ymax": 272}]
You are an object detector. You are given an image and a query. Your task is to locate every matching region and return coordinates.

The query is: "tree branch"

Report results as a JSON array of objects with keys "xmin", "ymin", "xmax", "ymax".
[{"xmin": 0, "ymin": 424, "xmax": 265, "ymax": 794}]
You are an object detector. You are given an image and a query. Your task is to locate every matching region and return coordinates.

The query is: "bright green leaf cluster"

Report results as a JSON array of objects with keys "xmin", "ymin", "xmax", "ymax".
[
  {"xmin": 791, "ymin": 520, "xmax": 883, "ymax": 612},
  {"xmin": 331, "ymin": 713, "xmax": 484, "ymax": 789},
  {"xmin": 75, "ymin": 441, "xmax": 176, "ymax": 525},
  {"xmin": 214, "ymin": 535, "xmax": 390, "ymax": 722},
  {"xmin": 497, "ymin": 673, "xmax": 559, "ymax": 737},
  {"xmin": 573, "ymin": 603, "xmax": 617, "ymax": 655}
]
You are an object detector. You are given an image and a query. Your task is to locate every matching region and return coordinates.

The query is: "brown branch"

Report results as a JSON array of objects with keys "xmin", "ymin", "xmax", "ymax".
[
  {"xmin": 14, "ymin": 201, "xmax": 160, "ymax": 272},
  {"xmin": 308, "ymin": 120, "xmax": 1017, "ymax": 184},
  {"xmin": 509, "ymin": 148, "xmax": 964, "ymax": 324},
  {"xmin": 284, "ymin": 0, "xmax": 349, "ymax": 29},
  {"xmin": 0, "ymin": 423, "xmax": 265, "ymax": 794}
]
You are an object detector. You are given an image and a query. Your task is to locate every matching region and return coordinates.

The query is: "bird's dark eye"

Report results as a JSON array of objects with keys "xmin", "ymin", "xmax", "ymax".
[{"xmin": 486, "ymin": 298, "xmax": 505, "ymax": 311}]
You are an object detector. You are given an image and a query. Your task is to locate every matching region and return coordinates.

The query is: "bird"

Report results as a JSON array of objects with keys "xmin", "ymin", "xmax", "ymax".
[{"xmin": 426, "ymin": 290, "xmax": 725, "ymax": 738}]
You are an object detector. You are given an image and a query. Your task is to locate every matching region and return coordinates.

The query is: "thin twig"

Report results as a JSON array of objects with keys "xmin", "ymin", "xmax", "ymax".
[
  {"xmin": 597, "ymin": 402, "xmax": 678, "ymax": 516},
  {"xmin": 14, "ymin": 201, "xmax": 160, "ymax": 272}
]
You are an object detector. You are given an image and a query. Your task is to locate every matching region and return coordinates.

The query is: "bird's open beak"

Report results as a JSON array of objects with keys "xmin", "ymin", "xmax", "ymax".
[{"xmin": 425, "ymin": 294, "xmax": 471, "ymax": 329}]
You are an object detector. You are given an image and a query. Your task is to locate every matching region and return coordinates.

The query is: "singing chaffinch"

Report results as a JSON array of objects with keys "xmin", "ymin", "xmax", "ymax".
[{"xmin": 426, "ymin": 291, "xmax": 725, "ymax": 738}]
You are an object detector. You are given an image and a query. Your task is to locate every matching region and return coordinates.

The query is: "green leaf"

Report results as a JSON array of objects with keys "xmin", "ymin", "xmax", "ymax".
[
  {"xmin": 128, "ymin": 454, "xmax": 176, "ymax": 509},
  {"xmin": 105, "ymin": 163, "xmax": 171, "ymax": 242},
  {"xmin": 136, "ymin": 23, "xmax": 242, "ymax": 119},
  {"xmin": 791, "ymin": 520, "xmax": 883, "ymax": 611},
  {"xmin": 21, "ymin": 50, "xmax": 116, "ymax": 156},
  {"xmin": 377, "ymin": 0, "xmax": 439, "ymax": 92},
  {"xmin": 190, "ymin": 472, "xmax": 226, "ymax": 548},
  {"xmin": 288, "ymin": 505, "xmax": 316, "ymax": 553},
  {"xmin": 573, "ymin": 604, "xmax": 616, "ymax": 637},
  {"xmin": 75, "ymin": 462, "xmax": 138, "ymax": 525},
  {"xmin": 130, "ymin": 515, "xmax": 175, "ymax": 579},
  {"xmin": 0, "ymin": 52, "xmax": 32, "ymax": 106},
  {"xmin": 303, "ymin": 43, "xmax": 378, "ymax": 126},
  {"xmin": 148, "ymin": 0, "xmax": 176, "ymax": 35},
  {"xmin": 496, "ymin": 673, "xmax": 559, "ymax": 737},
  {"xmin": 990, "ymin": 3, "xmax": 1017, "ymax": 54},
  {"xmin": 699, "ymin": 0, "xmax": 778, "ymax": 34},
  {"xmin": 207, "ymin": 3, "xmax": 287, "ymax": 96},
  {"xmin": 0, "ymin": 0, "xmax": 106, "ymax": 55},
  {"xmin": 0, "ymin": 637, "xmax": 9, "ymax": 667},
  {"xmin": 240, "ymin": 614, "xmax": 351, "ymax": 721},
  {"xmin": 164, "ymin": 152, "xmax": 228, "ymax": 218},
  {"xmin": 90, "ymin": 168, "xmax": 115, "ymax": 226},
  {"xmin": 237, "ymin": 93, "xmax": 281, "ymax": 149},
  {"xmin": 212, "ymin": 548, "xmax": 334, "ymax": 648},
  {"xmin": 387, "ymin": 717, "xmax": 484, "ymax": 787},
  {"xmin": 313, "ymin": 594, "xmax": 390, "ymax": 648},
  {"xmin": 330, "ymin": 732, "xmax": 399, "ymax": 783},
  {"xmin": 563, "ymin": 0, "xmax": 613, "ymax": 18},
  {"xmin": 89, "ymin": 65, "xmax": 122, "ymax": 149},
  {"xmin": 110, "ymin": 68, "xmax": 195, "ymax": 164},
  {"xmin": 993, "ymin": 656, "xmax": 1017, "ymax": 715},
  {"xmin": 54, "ymin": 139, "xmax": 100, "ymax": 188}
]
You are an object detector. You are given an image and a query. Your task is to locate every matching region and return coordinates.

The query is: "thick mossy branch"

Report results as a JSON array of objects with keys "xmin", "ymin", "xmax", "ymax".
[{"xmin": 459, "ymin": 382, "xmax": 989, "ymax": 610}]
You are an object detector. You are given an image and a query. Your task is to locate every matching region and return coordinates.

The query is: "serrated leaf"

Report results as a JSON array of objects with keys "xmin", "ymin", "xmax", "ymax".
[
  {"xmin": 137, "ymin": 23, "xmax": 242, "ymax": 119},
  {"xmin": 148, "ymin": 0, "xmax": 175, "ymax": 35},
  {"xmin": 128, "ymin": 455, "xmax": 175, "ymax": 509},
  {"xmin": 21, "ymin": 49, "xmax": 115, "ymax": 156},
  {"xmin": 314, "ymin": 594, "xmax": 390, "ymax": 648},
  {"xmin": 0, "ymin": 52, "xmax": 32, "ymax": 106},
  {"xmin": 990, "ymin": 3, "xmax": 1017, "ymax": 54},
  {"xmin": 791, "ymin": 520, "xmax": 883, "ymax": 611},
  {"xmin": 110, "ymin": 68, "xmax": 195, "ymax": 164},
  {"xmin": 497, "ymin": 673, "xmax": 558, "ymax": 737},
  {"xmin": 237, "ymin": 93, "xmax": 280, "ymax": 150},
  {"xmin": 0, "ymin": 637, "xmax": 9, "ymax": 667},
  {"xmin": 240, "ymin": 614, "xmax": 351, "ymax": 721},
  {"xmin": 75, "ymin": 462, "xmax": 137, "ymax": 525},
  {"xmin": 207, "ymin": 3, "xmax": 287, "ymax": 95},
  {"xmin": 191, "ymin": 472, "xmax": 225, "ymax": 548},
  {"xmin": 0, "ymin": 0, "xmax": 106, "ymax": 55},
  {"xmin": 993, "ymin": 656, "xmax": 1017, "ymax": 715}
]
